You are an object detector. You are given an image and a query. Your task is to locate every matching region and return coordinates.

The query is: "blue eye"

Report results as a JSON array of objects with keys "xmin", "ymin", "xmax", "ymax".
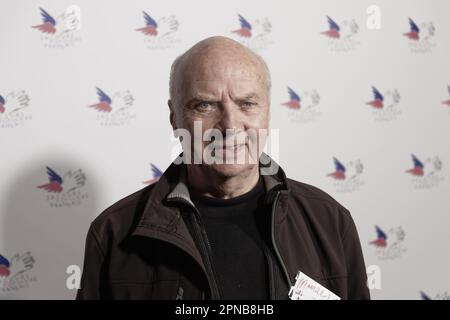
[
  {"xmin": 242, "ymin": 101, "xmax": 256, "ymax": 109},
  {"xmin": 196, "ymin": 102, "xmax": 214, "ymax": 111}
]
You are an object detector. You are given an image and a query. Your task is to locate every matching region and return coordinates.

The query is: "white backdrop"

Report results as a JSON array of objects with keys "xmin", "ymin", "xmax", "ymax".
[{"xmin": 0, "ymin": 0, "xmax": 449, "ymax": 300}]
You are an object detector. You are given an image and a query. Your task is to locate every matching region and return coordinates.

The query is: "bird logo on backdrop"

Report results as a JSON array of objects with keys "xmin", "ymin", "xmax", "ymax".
[
  {"xmin": 420, "ymin": 290, "xmax": 450, "ymax": 300},
  {"xmin": 281, "ymin": 87, "xmax": 301, "ymax": 110},
  {"xmin": 0, "ymin": 255, "xmax": 10, "ymax": 277},
  {"xmin": 89, "ymin": 88, "xmax": 113, "ymax": 113},
  {"xmin": 370, "ymin": 225, "xmax": 407, "ymax": 260},
  {"xmin": 0, "ymin": 252, "xmax": 37, "ymax": 293},
  {"xmin": 403, "ymin": 17, "xmax": 420, "ymax": 40},
  {"xmin": 321, "ymin": 16, "xmax": 341, "ymax": 39},
  {"xmin": 37, "ymin": 167, "xmax": 86, "ymax": 194},
  {"xmin": 405, "ymin": 154, "xmax": 444, "ymax": 188},
  {"xmin": 32, "ymin": 8, "xmax": 57, "ymax": 34},
  {"xmin": 406, "ymin": 154, "xmax": 424, "ymax": 177},
  {"xmin": 0, "ymin": 253, "xmax": 35, "ymax": 278},
  {"xmin": 369, "ymin": 225, "xmax": 387, "ymax": 248},
  {"xmin": 232, "ymin": 14, "xmax": 253, "ymax": 38},
  {"xmin": 328, "ymin": 157, "xmax": 347, "ymax": 180},
  {"xmin": 420, "ymin": 291, "xmax": 432, "ymax": 300},
  {"xmin": 0, "ymin": 91, "xmax": 30, "ymax": 114},
  {"xmin": 321, "ymin": 15, "xmax": 360, "ymax": 51},
  {"xmin": 281, "ymin": 87, "xmax": 321, "ymax": 123},
  {"xmin": 231, "ymin": 14, "xmax": 272, "ymax": 50},
  {"xmin": 135, "ymin": 11, "xmax": 180, "ymax": 49},
  {"xmin": 403, "ymin": 17, "xmax": 436, "ymax": 52},
  {"xmin": 0, "ymin": 91, "xmax": 32, "ymax": 128},
  {"xmin": 0, "ymin": 95, "xmax": 5, "ymax": 114},
  {"xmin": 327, "ymin": 157, "xmax": 364, "ymax": 192},
  {"xmin": 88, "ymin": 87, "xmax": 135, "ymax": 126},
  {"xmin": 366, "ymin": 86, "xmax": 384, "ymax": 109},
  {"xmin": 136, "ymin": 11, "xmax": 159, "ymax": 36},
  {"xmin": 32, "ymin": 7, "xmax": 81, "ymax": 48},
  {"xmin": 143, "ymin": 163, "xmax": 163, "ymax": 185},
  {"xmin": 37, "ymin": 167, "xmax": 88, "ymax": 207},
  {"xmin": 365, "ymin": 86, "xmax": 401, "ymax": 121}
]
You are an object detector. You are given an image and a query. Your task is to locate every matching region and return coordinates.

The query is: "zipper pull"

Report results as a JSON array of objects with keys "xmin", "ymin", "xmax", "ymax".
[{"xmin": 175, "ymin": 287, "xmax": 184, "ymax": 300}]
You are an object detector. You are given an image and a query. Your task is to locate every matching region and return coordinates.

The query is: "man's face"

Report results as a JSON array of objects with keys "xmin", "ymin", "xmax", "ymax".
[{"xmin": 170, "ymin": 54, "xmax": 270, "ymax": 177}]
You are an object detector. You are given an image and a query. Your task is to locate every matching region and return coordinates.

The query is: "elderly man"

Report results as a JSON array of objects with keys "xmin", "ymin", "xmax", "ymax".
[{"xmin": 76, "ymin": 36, "xmax": 370, "ymax": 300}]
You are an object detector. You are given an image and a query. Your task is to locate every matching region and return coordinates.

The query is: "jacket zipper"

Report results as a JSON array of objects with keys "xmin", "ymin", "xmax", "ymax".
[
  {"xmin": 262, "ymin": 245, "xmax": 276, "ymax": 299},
  {"xmin": 170, "ymin": 190, "xmax": 290, "ymax": 299},
  {"xmin": 191, "ymin": 209, "xmax": 222, "ymax": 299},
  {"xmin": 170, "ymin": 197, "xmax": 222, "ymax": 300},
  {"xmin": 271, "ymin": 191, "xmax": 292, "ymax": 289}
]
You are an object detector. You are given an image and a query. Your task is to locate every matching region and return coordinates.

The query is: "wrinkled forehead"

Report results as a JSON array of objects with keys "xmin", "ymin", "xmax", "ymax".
[{"xmin": 181, "ymin": 55, "xmax": 267, "ymax": 96}]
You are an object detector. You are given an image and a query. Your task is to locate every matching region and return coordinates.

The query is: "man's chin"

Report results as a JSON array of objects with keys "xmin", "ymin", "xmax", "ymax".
[{"xmin": 206, "ymin": 162, "xmax": 257, "ymax": 178}]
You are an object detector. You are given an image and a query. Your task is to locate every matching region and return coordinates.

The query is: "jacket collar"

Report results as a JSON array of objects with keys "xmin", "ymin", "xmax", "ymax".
[
  {"xmin": 130, "ymin": 153, "xmax": 290, "ymax": 268},
  {"xmin": 165, "ymin": 152, "xmax": 287, "ymax": 206}
]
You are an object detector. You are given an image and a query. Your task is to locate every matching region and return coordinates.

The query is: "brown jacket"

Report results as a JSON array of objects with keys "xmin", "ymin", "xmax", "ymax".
[{"xmin": 76, "ymin": 154, "xmax": 370, "ymax": 300}]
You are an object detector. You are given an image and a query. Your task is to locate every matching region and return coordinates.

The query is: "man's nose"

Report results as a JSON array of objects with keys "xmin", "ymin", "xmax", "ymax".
[{"xmin": 217, "ymin": 101, "xmax": 242, "ymax": 131}]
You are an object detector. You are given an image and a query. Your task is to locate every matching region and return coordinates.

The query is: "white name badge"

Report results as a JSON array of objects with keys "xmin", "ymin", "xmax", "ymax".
[{"xmin": 288, "ymin": 271, "xmax": 341, "ymax": 300}]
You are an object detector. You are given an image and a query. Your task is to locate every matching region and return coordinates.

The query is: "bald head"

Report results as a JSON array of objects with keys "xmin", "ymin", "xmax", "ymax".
[{"xmin": 169, "ymin": 36, "xmax": 271, "ymax": 108}]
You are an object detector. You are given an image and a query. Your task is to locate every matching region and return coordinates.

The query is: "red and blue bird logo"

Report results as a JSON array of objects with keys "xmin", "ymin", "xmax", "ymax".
[
  {"xmin": 232, "ymin": 14, "xmax": 252, "ymax": 38},
  {"xmin": 89, "ymin": 87, "xmax": 112, "ymax": 112},
  {"xmin": 37, "ymin": 166, "xmax": 86, "ymax": 193},
  {"xmin": 0, "ymin": 254, "xmax": 10, "ymax": 277},
  {"xmin": 321, "ymin": 16, "xmax": 340, "ymax": 39},
  {"xmin": 403, "ymin": 17, "xmax": 420, "ymax": 40},
  {"xmin": 136, "ymin": 11, "xmax": 158, "ymax": 36},
  {"xmin": 143, "ymin": 163, "xmax": 163, "ymax": 185},
  {"xmin": 88, "ymin": 87, "xmax": 134, "ymax": 114},
  {"xmin": 281, "ymin": 87, "xmax": 301, "ymax": 109},
  {"xmin": 0, "ymin": 95, "xmax": 5, "ymax": 114},
  {"xmin": 370, "ymin": 225, "xmax": 387, "ymax": 248},
  {"xmin": 32, "ymin": 8, "xmax": 56, "ymax": 34},
  {"xmin": 406, "ymin": 154, "xmax": 424, "ymax": 176},
  {"xmin": 420, "ymin": 291, "xmax": 432, "ymax": 300},
  {"xmin": 366, "ymin": 86, "xmax": 384, "ymax": 109},
  {"xmin": 37, "ymin": 167, "xmax": 63, "ymax": 193},
  {"xmin": 327, "ymin": 157, "xmax": 346, "ymax": 180}
]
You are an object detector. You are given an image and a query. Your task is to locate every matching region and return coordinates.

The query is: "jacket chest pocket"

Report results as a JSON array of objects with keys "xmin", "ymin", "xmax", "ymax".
[
  {"xmin": 109, "ymin": 278, "xmax": 203, "ymax": 300},
  {"xmin": 109, "ymin": 279, "xmax": 180, "ymax": 299}
]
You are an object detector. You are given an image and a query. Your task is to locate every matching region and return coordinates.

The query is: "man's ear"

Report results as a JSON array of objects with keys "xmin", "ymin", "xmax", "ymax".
[{"xmin": 168, "ymin": 99, "xmax": 177, "ymax": 131}]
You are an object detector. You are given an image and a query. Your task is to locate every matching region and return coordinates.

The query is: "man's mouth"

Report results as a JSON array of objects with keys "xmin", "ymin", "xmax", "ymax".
[
  {"xmin": 222, "ymin": 143, "xmax": 246, "ymax": 151},
  {"xmin": 208, "ymin": 142, "xmax": 247, "ymax": 158}
]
